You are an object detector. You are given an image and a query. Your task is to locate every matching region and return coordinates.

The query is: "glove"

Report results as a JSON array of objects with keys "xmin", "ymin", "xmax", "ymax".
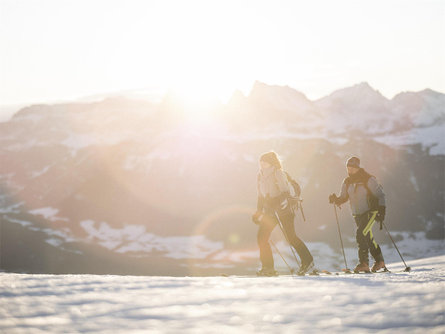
[
  {"xmin": 329, "ymin": 193, "xmax": 338, "ymax": 204},
  {"xmin": 280, "ymin": 198, "xmax": 289, "ymax": 209},
  {"xmin": 252, "ymin": 211, "xmax": 263, "ymax": 225},
  {"xmin": 376, "ymin": 206, "xmax": 386, "ymax": 230}
]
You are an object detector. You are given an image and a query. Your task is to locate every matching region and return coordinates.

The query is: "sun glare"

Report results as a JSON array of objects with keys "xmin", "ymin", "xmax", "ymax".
[
  {"xmin": 122, "ymin": 1, "xmax": 257, "ymax": 115},
  {"xmin": 169, "ymin": 80, "xmax": 225, "ymax": 106},
  {"xmin": 164, "ymin": 75, "xmax": 250, "ymax": 119}
]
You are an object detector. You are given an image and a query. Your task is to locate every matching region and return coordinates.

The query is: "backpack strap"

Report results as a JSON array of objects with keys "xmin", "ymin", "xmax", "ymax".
[
  {"xmin": 361, "ymin": 172, "xmax": 379, "ymax": 211},
  {"xmin": 361, "ymin": 171, "xmax": 374, "ymax": 196}
]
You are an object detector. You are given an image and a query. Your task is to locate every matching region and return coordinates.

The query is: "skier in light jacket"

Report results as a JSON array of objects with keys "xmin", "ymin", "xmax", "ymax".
[
  {"xmin": 329, "ymin": 157, "xmax": 387, "ymax": 273},
  {"xmin": 252, "ymin": 151, "xmax": 314, "ymax": 276}
]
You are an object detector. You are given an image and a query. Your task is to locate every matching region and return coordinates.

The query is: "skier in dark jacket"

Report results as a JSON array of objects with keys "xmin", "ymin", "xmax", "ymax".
[
  {"xmin": 252, "ymin": 151, "xmax": 314, "ymax": 276},
  {"xmin": 329, "ymin": 157, "xmax": 386, "ymax": 273}
]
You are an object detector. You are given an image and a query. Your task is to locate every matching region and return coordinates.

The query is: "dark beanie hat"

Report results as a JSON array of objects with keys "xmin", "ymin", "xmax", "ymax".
[{"xmin": 346, "ymin": 156, "xmax": 360, "ymax": 168}]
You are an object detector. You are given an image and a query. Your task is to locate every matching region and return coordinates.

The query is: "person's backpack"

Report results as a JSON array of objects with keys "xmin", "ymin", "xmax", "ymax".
[
  {"xmin": 284, "ymin": 172, "xmax": 306, "ymax": 220},
  {"xmin": 284, "ymin": 171, "xmax": 301, "ymax": 198}
]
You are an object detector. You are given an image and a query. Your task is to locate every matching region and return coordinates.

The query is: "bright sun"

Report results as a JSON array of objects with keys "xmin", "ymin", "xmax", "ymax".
[
  {"xmin": 163, "ymin": 68, "xmax": 251, "ymax": 117},
  {"xmin": 129, "ymin": 2, "xmax": 258, "ymax": 112},
  {"xmin": 169, "ymin": 80, "xmax": 229, "ymax": 106}
]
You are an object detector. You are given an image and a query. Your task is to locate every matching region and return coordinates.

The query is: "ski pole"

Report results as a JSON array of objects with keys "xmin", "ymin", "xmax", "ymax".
[
  {"xmin": 275, "ymin": 216, "xmax": 301, "ymax": 268},
  {"xmin": 333, "ymin": 204, "xmax": 351, "ymax": 272},
  {"xmin": 270, "ymin": 239, "xmax": 294, "ymax": 275},
  {"xmin": 382, "ymin": 222, "xmax": 411, "ymax": 272},
  {"xmin": 298, "ymin": 199, "xmax": 306, "ymax": 222}
]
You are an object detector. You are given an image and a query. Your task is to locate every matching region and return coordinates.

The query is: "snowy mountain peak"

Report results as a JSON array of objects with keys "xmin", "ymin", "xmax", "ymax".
[
  {"xmin": 313, "ymin": 82, "xmax": 392, "ymax": 136},
  {"xmin": 249, "ymin": 81, "xmax": 310, "ymax": 103},
  {"xmin": 247, "ymin": 81, "xmax": 313, "ymax": 116},
  {"xmin": 392, "ymin": 88, "xmax": 445, "ymax": 101},
  {"xmin": 390, "ymin": 88, "xmax": 445, "ymax": 128},
  {"xmin": 419, "ymin": 88, "xmax": 444, "ymax": 98},
  {"xmin": 227, "ymin": 89, "xmax": 247, "ymax": 106},
  {"xmin": 318, "ymin": 82, "xmax": 388, "ymax": 104},
  {"xmin": 12, "ymin": 104, "xmax": 52, "ymax": 120}
]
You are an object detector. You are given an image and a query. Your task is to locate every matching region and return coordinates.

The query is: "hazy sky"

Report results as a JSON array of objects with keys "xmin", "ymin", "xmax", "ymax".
[{"xmin": 1, "ymin": 0, "xmax": 444, "ymax": 107}]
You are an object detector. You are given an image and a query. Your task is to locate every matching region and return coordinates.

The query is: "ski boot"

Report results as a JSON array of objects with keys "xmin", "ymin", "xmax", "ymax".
[
  {"xmin": 256, "ymin": 268, "xmax": 278, "ymax": 277},
  {"xmin": 354, "ymin": 262, "xmax": 370, "ymax": 273},
  {"xmin": 297, "ymin": 261, "xmax": 314, "ymax": 276},
  {"xmin": 371, "ymin": 261, "xmax": 387, "ymax": 272}
]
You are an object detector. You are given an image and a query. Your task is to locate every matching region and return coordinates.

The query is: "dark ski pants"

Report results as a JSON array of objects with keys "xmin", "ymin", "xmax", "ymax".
[
  {"xmin": 354, "ymin": 211, "xmax": 384, "ymax": 264},
  {"xmin": 257, "ymin": 208, "xmax": 313, "ymax": 270}
]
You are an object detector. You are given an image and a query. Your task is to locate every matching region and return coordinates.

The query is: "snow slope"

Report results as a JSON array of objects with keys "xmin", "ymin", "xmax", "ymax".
[{"xmin": 1, "ymin": 256, "xmax": 444, "ymax": 333}]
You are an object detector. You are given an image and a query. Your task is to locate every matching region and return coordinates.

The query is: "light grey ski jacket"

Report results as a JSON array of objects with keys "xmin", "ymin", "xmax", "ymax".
[{"xmin": 336, "ymin": 169, "xmax": 385, "ymax": 216}]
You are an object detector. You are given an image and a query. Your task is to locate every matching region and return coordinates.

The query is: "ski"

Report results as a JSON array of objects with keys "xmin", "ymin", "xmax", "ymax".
[
  {"xmin": 220, "ymin": 267, "xmax": 410, "ymax": 278},
  {"xmin": 295, "ymin": 267, "xmax": 414, "ymax": 276}
]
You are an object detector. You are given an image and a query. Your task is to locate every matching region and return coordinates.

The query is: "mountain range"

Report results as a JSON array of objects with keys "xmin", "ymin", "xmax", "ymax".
[{"xmin": 0, "ymin": 81, "xmax": 444, "ymax": 275}]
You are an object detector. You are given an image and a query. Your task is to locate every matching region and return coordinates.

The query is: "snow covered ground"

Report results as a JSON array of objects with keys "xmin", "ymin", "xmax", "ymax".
[{"xmin": 1, "ymin": 256, "xmax": 444, "ymax": 333}]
